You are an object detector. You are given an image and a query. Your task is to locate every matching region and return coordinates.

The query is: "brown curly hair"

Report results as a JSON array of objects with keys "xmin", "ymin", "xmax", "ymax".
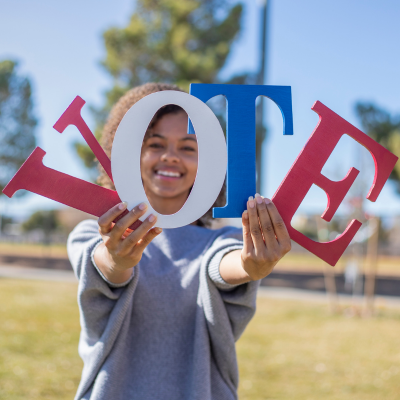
[{"xmin": 98, "ymin": 82, "xmax": 226, "ymax": 227}]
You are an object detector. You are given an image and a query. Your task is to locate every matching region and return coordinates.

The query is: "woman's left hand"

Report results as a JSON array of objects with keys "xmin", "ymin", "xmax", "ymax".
[{"xmin": 240, "ymin": 194, "xmax": 291, "ymax": 281}]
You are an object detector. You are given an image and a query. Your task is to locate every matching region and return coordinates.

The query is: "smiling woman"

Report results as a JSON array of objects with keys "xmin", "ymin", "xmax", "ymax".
[
  {"xmin": 140, "ymin": 104, "xmax": 198, "ymax": 216},
  {"xmin": 99, "ymin": 82, "xmax": 226, "ymax": 227},
  {"xmin": 67, "ymin": 82, "xmax": 291, "ymax": 400}
]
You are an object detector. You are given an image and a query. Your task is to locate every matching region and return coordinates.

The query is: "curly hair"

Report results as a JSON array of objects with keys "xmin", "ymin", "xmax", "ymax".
[{"xmin": 98, "ymin": 82, "xmax": 226, "ymax": 227}]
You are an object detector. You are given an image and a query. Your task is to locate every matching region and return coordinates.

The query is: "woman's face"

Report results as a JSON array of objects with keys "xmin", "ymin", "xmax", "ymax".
[{"xmin": 140, "ymin": 110, "xmax": 198, "ymax": 212}]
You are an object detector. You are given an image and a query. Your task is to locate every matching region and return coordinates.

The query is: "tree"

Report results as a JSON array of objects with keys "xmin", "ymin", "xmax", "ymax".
[
  {"xmin": 0, "ymin": 60, "xmax": 37, "ymax": 194},
  {"xmin": 22, "ymin": 210, "xmax": 61, "ymax": 244},
  {"xmin": 355, "ymin": 102, "xmax": 400, "ymax": 192},
  {"xmin": 76, "ymin": 0, "xmax": 244, "ymax": 173},
  {"xmin": 0, "ymin": 215, "xmax": 13, "ymax": 234}
]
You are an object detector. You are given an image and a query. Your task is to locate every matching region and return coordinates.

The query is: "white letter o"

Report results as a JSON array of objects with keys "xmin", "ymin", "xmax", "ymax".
[{"xmin": 111, "ymin": 91, "xmax": 227, "ymax": 229}]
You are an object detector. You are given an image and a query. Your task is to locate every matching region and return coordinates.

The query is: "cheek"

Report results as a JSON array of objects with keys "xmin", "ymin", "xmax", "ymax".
[
  {"xmin": 140, "ymin": 151, "xmax": 157, "ymax": 173},
  {"xmin": 185, "ymin": 156, "xmax": 198, "ymax": 179}
]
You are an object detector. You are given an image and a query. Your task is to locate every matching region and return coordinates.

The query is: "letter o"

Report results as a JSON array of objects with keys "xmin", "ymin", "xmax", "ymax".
[{"xmin": 111, "ymin": 91, "xmax": 227, "ymax": 228}]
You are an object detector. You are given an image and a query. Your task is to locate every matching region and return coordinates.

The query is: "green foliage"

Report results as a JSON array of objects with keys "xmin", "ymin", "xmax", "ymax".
[
  {"xmin": 103, "ymin": 0, "xmax": 242, "ymax": 89},
  {"xmin": 0, "ymin": 60, "xmax": 37, "ymax": 194},
  {"xmin": 0, "ymin": 215, "xmax": 13, "ymax": 233},
  {"xmin": 22, "ymin": 210, "xmax": 61, "ymax": 238},
  {"xmin": 77, "ymin": 0, "xmax": 244, "ymax": 172},
  {"xmin": 73, "ymin": 141, "xmax": 98, "ymax": 170},
  {"xmin": 355, "ymin": 102, "xmax": 400, "ymax": 193}
]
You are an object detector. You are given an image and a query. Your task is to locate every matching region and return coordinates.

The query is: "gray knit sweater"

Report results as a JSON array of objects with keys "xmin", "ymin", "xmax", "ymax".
[{"xmin": 67, "ymin": 219, "xmax": 260, "ymax": 400}]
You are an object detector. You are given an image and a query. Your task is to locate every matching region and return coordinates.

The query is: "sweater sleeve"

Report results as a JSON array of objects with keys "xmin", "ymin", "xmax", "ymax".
[
  {"xmin": 208, "ymin": 246, "xmax": 243, "ymax": 291},
  {"xmin": 67, "ymin": 220, "xmax": 140, "ymax": 400},
  {"xmin": 198, "ymin": 227, "xmax": 260, "ymax": 394}
]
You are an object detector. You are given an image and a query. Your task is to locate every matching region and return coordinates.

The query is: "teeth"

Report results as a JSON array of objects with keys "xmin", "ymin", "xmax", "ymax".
[{"xmin": 157, "ymin": 170, "xmax": 181, "ymax": 177}]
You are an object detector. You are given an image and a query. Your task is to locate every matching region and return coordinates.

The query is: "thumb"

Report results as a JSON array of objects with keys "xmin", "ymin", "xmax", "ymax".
[{"xmin": 242, "ymin": 210, "xmax": 254, "ymax": 255}]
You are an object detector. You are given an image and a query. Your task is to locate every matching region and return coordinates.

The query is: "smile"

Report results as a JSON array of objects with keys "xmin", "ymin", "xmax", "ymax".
[{"xmin": 155, "ymin": 170, "xmax": 183, "ymax": 178}]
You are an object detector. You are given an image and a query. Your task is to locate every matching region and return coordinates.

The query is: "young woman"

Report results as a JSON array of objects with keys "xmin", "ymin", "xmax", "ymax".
[{"xmin": 67, "ymin": 83, "xmax": 291, "ymax": 400}]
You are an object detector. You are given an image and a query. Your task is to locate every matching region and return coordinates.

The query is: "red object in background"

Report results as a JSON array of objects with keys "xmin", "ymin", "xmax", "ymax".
[
  {"xmin": 272, "ymin": 101, "xmax": 398, "ymax": 266},
  {"xmin": 2, "ymin": 147, "xmax": 141, "ymax": 231}
]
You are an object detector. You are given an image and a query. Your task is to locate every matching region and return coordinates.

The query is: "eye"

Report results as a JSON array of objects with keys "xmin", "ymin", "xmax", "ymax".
[
  {"xmin": 181, "ymin": 146, "xmax": 196, "ymax": 152},
  {"xmin": 149, "ymin": 143, "xmax": 164, "ymax": 149}
]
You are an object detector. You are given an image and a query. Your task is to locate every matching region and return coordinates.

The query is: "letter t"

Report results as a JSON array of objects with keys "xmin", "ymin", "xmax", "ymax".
[{"xmin": 189, "ymin": 84, "xmax": 293, "ymax": 218}]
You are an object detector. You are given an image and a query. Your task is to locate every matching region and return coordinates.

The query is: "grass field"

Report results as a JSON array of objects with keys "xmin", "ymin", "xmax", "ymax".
[
  {"xmin": 278, "ymin": 252, "xmax": 400, "ymax": 277},
  {"xmin": 237, "ymin": 298, "xmax": 400, "ymax": 400},
  {"xmin": 0, "ymin": 242, "xmax": 68, "ymax": 258},
  {"xmin": 1, "ymin": 241, "xmax": 400, "ymax": 276},
  {"xmin": 0, "ymin": 279, "xmax": 399, "ymax": 399}
]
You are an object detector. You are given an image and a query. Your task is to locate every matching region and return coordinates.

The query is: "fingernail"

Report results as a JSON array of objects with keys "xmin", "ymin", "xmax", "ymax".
[
  {"xmin": 255, "ymin": 193, "xmax": 263, "ymax": 204},
  {"xmin": 119, "ymin": 202, "xmax": 128, "ymax": 210},
  {"xmin": 139, "ymin": 203, "xmax": 147, "ymax": 211},
  {"xmin": 148, "ymin": 214, "xmax": 156, "ymax": 223},
  {"xmin": 264, "ymin": 198, "xmax": 271, "ymax": 204},
  {"xmin": 243, "ymin": 210, "xmax": 249, "ymax": 219},
  {"xmin": 155, "ymin": 227, "xmax": 162, "ymax": 234},
  {"xmin": 248, "ymin": 196, "xmax": 255, "ymax": 208}
]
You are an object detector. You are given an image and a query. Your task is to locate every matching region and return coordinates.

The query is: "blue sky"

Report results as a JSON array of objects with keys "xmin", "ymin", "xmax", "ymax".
[{"xmin": 1, "ymin": 0, "xmax": 400, "ymax": 220}]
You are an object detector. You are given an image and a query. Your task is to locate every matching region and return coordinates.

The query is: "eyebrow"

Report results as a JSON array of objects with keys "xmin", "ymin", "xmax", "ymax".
[
  {"xmin": 180, "ymin": 137, "xmax": 197, "ymax": 142},
  {"xmin": 146, "ymin": 132, "xmax": 197, "ymax": 142},
  {"xmin": 146, "ymin": 133, "xmax": 164, "ymax": 140}
]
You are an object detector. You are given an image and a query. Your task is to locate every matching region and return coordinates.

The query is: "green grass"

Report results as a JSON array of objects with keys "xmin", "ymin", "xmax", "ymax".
[
  {"xmin": 0, "ymin": 279, "xmax": 399, "ymax": 399},
  {"xmin": 237, "ymin": 298, "xmax": 400, "ymax": 400},
  {"xmin": 0, "ymin": 280, "xmax": 81, "ymax": 400}
]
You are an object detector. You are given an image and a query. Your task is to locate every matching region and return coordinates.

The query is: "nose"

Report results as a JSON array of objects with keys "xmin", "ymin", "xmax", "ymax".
[{"xmin": 160, "ymin": 145, "xmax": 180, "ymax": 163}]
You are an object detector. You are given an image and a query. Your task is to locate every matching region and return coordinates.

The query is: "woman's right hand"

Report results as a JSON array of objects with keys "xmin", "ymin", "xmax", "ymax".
[{"xmin": 94, "ymin": 202, "xmax": 162, "ymax": 284}]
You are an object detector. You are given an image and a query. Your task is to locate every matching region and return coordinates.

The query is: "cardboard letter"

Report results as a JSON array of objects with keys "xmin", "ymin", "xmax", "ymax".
[
  {"xmin": 53, "ymin": 96, "xmax": 113, "ymax": 181},
  {"xmin": 272, "ymin": 101, "xmax": 398, "ymax": 266},
  {"xmin": 112, "ymin": 91, "xmax": 227, "ymax": 229},
  {"xmin": 2, "ymin": 147, "xmax": 141, "ymax": 230},
  {"xmin": 189, "ymin": 83, "xmax": 293, "ymax": 218}
]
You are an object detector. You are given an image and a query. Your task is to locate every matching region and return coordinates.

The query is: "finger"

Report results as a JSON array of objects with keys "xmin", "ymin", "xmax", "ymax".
[
  {"xmin": 120, "ymin": 213, "xmax": 158, "ymax": 251},
  {"xmin": 109, "ymin": 203, "xmax": 148, "ymax": 244},
  {"xmin": 264, "ymin": 198, "xmax": 292, "ymax": 253},
  {"xmin": 247, "ymin": 196, "xmax": 265, "ymax": 250},
  {"xmin": 255, "ymin": 194, "xmax": 279, "ymax": 250},
  {"xmin": 98, "ymin": 202, "xmax": 128, "ymax": 235},
  {"xmin": 134, "ymin": 227, "xmax": 163, "ymax": 253},
  {"xmin": 242, "ymin": 210, "xmax": 254, "ymax": 254}
]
